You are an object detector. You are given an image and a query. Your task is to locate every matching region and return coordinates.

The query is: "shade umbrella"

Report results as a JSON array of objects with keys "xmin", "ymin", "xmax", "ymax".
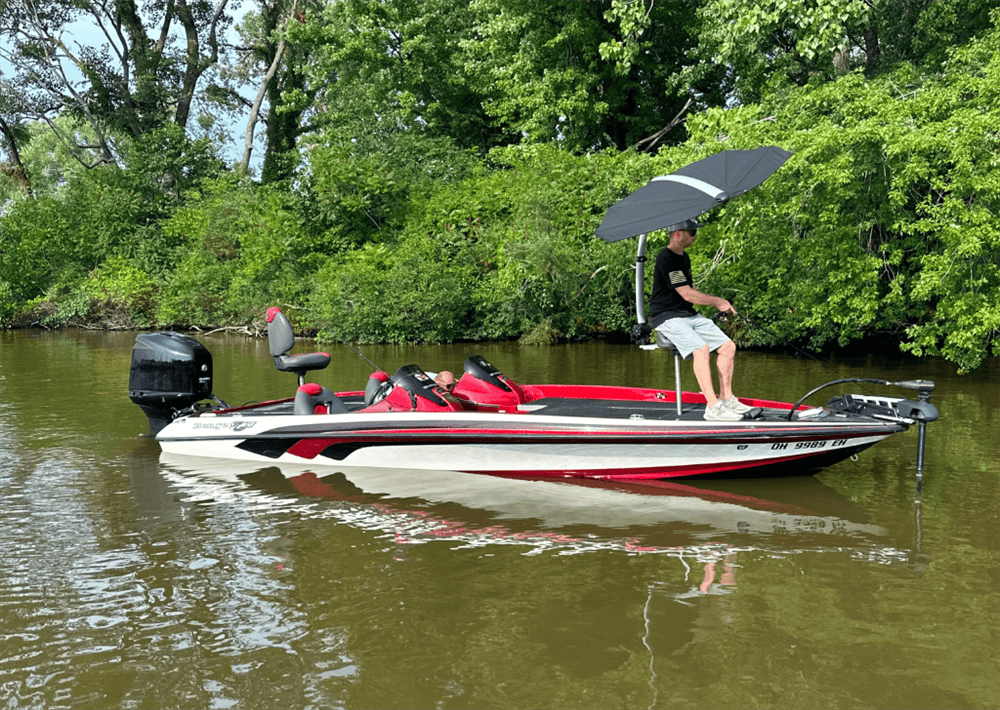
[
  {"xmin": 595, "ymin": 146, "xmax": 793, "ymax": 336},
  {"xmin": 596, "ymin": 146, "xmax": 793, "ymax": 242}
]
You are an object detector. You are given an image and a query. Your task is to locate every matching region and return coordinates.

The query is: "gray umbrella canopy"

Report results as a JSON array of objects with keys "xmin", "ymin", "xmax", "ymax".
[{"xmin": 596, "ymin": 146, "xmax": 793, "ymax": 242}]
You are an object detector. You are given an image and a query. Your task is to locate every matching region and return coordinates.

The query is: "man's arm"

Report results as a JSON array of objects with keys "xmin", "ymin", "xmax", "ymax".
[{"xmin": 675, "ymin": 285, "xmax": 736, "ymax": 314}]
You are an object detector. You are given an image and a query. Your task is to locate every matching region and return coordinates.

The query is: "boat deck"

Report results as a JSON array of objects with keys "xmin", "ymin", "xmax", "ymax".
[
  {"xmin": 522, "ymin": 397, "xmax": 768, "ymax": 421},
  {"xmin": 220, "ymin": 395, "xmax": 798, "ymax": 423}
]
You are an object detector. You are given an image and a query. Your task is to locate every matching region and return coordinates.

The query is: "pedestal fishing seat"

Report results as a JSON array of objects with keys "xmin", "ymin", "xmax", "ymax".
[
  {"xmin": 266, "ymin": 307, "xmax": 332, "ymax": 386},
  {"xmin": 640, "ymin": 329, "xmax": 690, "ymax": 416}
]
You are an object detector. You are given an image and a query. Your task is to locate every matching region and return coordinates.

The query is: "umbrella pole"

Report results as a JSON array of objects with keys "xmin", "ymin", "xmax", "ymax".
[
  {"xmin": 636, "ymin": 233, "xmax": 684, "ymax": 416},
  {"xmin": 635, "ymin": 233, "xmax": 648, "ymax": 324}
]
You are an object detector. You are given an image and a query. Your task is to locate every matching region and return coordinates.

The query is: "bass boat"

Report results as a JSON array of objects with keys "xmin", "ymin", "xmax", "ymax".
[{"xmin": 129, "ymin": 308, "xmax": 938, "ymax": 482}]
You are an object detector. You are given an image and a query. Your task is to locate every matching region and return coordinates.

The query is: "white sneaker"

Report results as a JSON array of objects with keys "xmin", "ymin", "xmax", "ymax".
[
  {"xmin": 704, "ymin": 400, "xmax": 743, "ymax": 421},
  {"xmin": 723, "ymin": 396, "xmax": 753, "ymax": 414}
]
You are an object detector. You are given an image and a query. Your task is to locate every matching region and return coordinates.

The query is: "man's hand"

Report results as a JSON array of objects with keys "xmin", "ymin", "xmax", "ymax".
[
  {"xmin": 676, "ymin": 285, "xmax": 737, "ymax": 315},
  {"xmin": 715, "ymin": 298, "xmax": 736, "ymax": 315}
]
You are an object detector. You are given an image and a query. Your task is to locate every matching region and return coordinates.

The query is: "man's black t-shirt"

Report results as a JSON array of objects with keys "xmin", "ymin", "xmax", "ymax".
[{"xmin": 649, "ymin": 247, "xmax": 697, "ymax": 327}]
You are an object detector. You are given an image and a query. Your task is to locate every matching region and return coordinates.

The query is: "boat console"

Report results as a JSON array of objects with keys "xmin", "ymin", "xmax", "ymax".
[{"xmin": 453, "ymin": 355, "xmax": 527, "ymax": 408}]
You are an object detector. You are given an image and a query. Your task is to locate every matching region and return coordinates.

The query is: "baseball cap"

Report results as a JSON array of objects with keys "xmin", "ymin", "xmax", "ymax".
[{"xmin": 667, "ymin": 219, "xmax": 705, "ymax": 232}]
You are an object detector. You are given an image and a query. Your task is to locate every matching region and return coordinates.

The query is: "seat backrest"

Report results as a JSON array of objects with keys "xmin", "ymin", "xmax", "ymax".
[
  {"xmin": 364, "ymin": 371, "xmax": 393, "ymax": 407},
  {"xmin": 294, "ymin": 383, "xmax": 348, "ymax": 415},
  {"xmin": 267, "ymin": 307, "xmax": 295, "ymax": 357}
]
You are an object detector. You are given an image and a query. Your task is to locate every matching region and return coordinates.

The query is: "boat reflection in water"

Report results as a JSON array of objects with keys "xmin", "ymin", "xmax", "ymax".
[{"xmin": 155, "ymin": 453, "xmax": 908, "ymax": 567}]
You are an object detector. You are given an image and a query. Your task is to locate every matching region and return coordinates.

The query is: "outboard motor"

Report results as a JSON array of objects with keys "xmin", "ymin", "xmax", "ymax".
[{"xmin": 129, "ymin": 332, "xmax": 213, "ymax": 434}]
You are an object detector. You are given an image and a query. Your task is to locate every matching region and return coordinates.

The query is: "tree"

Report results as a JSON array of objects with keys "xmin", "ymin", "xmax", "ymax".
[
  {"xmin": 288, "ymin": 0, "xmax": 503, "ymax": 154},
  {"xmin": 683, "ymin": 9, "xmax": 1000, "ymax": 372},
  {"xmin": 226, "ymin": 0, "xmax": 324, "ymax": 183},
  {"xmin": 289, "ymin": 1, "xmax": 720, "ymax": 157},
  {"xmin": 698, "ymin": 0, "xmax": 996, "ymax": 105},
  {"xmin": 0, "ymin": 115, "xmax": 107, "ymax": 204},
  {"xmin": 462, "ymin": 0, "xmax": 724, "ymax": 152},
  {"xmin": 0, "ymin": 0, "xmax": 235, "ymax": 166},
  {"xmin": 0, "ymin": 103, "xmax": 33, "ymax": 197}
]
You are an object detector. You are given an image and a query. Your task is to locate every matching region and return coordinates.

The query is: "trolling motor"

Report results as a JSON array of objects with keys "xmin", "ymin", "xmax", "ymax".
[{"xmin": 792, "ymin": 378, "xmax": 938, "ymax": 490}]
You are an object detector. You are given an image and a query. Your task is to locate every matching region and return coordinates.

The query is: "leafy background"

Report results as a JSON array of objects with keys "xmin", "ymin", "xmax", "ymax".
[{"xmin": 1, "ymin": 1, "xmax": 997, "ymax": 373}]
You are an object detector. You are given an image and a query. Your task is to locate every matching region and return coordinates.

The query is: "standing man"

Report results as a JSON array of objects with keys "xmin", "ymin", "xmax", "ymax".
[{"xmin": 649, "ymin": 220, "xmax": 752, "ymax": 421}]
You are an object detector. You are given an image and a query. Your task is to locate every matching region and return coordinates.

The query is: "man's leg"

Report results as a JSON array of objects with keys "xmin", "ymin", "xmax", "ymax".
[
  {"xmin": 691, "ymin": 345, "xmax": 718, "ymax": 407},
  {"xmin": 715, "ymin": 340, "xmax": 736, "ymax": 401}
]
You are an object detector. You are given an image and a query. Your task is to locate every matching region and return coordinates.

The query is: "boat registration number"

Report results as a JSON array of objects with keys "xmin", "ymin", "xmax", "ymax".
[{"xmin": 771, "ymin": 439, "xmax": 848, "ymax": 451}]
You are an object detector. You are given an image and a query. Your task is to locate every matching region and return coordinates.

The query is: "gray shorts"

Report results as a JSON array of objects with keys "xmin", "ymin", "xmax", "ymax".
[{"xmin": 654, "ymin": 314, "xmax": 731, "ymax": 359}]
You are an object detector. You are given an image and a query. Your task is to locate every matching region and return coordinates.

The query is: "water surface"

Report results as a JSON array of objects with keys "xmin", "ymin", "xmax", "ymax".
[{"xmin": 1, "ymin": 331, "xmax": 997, "ymax": 709}]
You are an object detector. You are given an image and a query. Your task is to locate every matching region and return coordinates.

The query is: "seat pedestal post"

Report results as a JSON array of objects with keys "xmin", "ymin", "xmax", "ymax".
[{"xmin": 672, "ymin": 350, "xmax": 682, "ymax": 416}]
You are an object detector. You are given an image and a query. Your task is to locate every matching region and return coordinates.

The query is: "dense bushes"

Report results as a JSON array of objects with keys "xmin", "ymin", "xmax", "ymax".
[
  {"xmin": 685, "ymin": 27, "xmax": 1000, "ymax": 373},
  {"xmin": 1, "ymin": 20, "xmax": 998, "ymax": 372}
]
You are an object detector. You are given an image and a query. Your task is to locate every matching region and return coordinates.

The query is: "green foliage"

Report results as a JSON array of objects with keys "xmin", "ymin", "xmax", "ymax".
[
  {"xmin": 2, "ymin": 4, "xmax": 997, "ymax": 376},
  {"xmin": 302, "ymin": 142, "xmax": 420, "ymax": 252},
  {"xmin": 0, "ymin": 127, "xmax": 224, "ymax": 322},
  {"xmin": 84, "ymin": 256, "xmax": 157, "ymax": 327},
  {"xmin": 290, "ymin": 0, "xmax": 503, "ymax": 153},
  {"xmin": 682, "ymin": 15, "xmax": 1000, "ymax": 372},
  {"xmin": 0, "ymin": 117, "xmax": 98, "ymax": 203},
  {"xmin": 0, "ymin": 194, "xmax": 67, "ymax": 319},
  {"xmin": 698, "ymin": 0, "xmax": 996, "ymax": 104},
  {"xmin": 302, "ymin": 144, "xmax": 637, "ymax": 344},
  {"xmin": 156, "ymin": 176, "xmax": 311, "ymax": 326},
  {"xmin": 310, "ymin": 233, "xmax": 479, "ymax": 344},
  {"xmin": 290, "ymin": 0, "xmax": 717, "ymax": 155}
]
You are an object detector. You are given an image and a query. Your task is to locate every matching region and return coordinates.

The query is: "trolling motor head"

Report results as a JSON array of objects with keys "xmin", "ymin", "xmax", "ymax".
[{"xmin": 885, "ymin": 380, "xmax": 938, "ymax": 422}]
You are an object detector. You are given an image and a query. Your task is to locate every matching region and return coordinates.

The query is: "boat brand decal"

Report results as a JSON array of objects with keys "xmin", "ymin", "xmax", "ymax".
[{"xmin": 192, "ymin": 420, "xmax": 257, "ymax": 432}]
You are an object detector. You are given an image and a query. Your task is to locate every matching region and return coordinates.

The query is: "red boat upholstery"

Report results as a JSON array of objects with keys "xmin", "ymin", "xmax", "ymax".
[
  {"xmin": 361, "ymin": 365, "xmax": 464, "ymax": 413},
  {"xmin": 364, "ymin": 370, "xmax": 393, "ymax": 407}
]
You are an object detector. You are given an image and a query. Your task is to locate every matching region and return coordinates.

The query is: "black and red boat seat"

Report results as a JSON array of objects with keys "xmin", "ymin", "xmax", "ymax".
[
  {"xmin": 294, "ymin": 382, "xmax": 348, "ymax": 415},
  {"xmin": 361, "ymin": 365, "xmax": 464, "ymax": 413},
  {"xmin": 266, "ymin": 307, "xmax": 331, "ymax": 385},
  {"xmin": 364, "ymin": 370, "xmax": 393, "ymax": 407}
]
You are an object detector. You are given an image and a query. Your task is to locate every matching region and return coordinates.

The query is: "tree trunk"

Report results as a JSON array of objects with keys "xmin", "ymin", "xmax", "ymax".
[
  {"xmin": 0, "ymin": 114, "xmax": 34, "ymax": 197},
  {"xmin": 240, "ymin": 38, "xmax": 286, "ymax": 175}
]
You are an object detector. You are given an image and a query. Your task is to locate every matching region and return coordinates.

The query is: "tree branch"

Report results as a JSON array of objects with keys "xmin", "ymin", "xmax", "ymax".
[{"xmin": 632, "ymin": 97, "xmax": 692, "ymax": 152}]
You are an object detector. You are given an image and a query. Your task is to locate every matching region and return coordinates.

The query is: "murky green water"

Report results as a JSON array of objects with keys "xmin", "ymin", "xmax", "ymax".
[{"xmin": 1, "ymin": 330, "xmax": 997, "ymax": 709}]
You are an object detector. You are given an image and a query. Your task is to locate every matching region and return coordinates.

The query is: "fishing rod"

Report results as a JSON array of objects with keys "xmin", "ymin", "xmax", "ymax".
[
  {"xmin": 328, "ymin": 331, "xmax": 386, "ymax": 374},
  {"xmin": 724, "ymin": 311, "xmax": 823, "ymax": 362}
]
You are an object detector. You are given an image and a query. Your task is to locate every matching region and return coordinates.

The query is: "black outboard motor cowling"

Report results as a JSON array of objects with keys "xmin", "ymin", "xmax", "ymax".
[{"xmin": 129, "ymin": 332, "xmax": 213, "ymax": 434}]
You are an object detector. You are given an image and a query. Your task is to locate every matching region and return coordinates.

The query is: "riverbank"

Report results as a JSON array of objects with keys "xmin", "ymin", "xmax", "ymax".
[{"xmin": 7, "ymin": 312, "xmax": 995, "ymax": 378}]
